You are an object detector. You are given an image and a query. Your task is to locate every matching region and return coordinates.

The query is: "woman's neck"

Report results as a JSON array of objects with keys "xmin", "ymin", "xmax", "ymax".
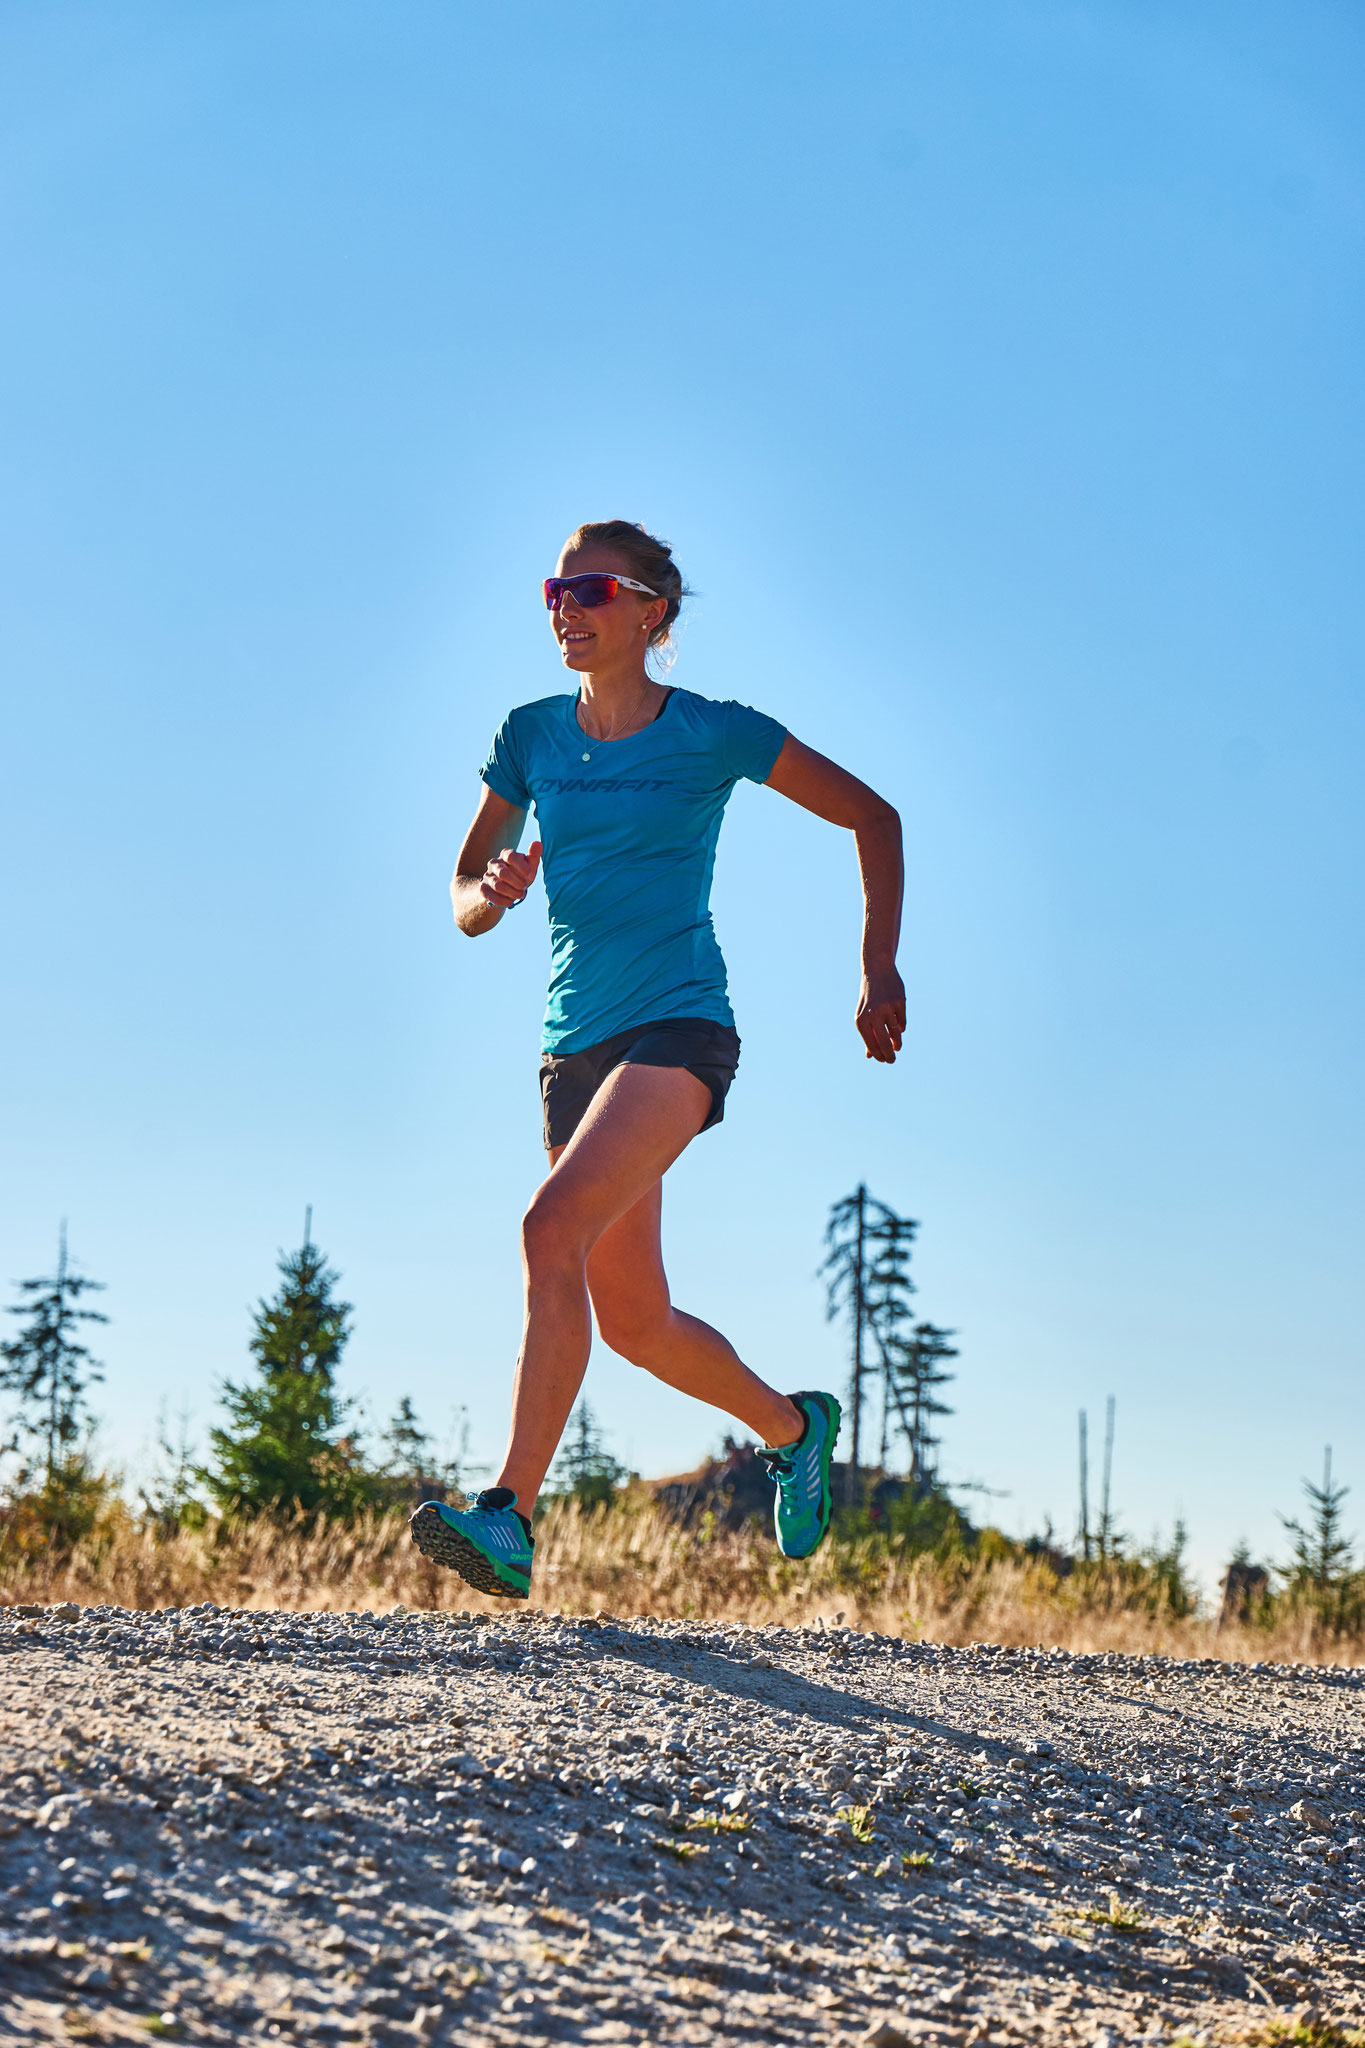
[{"xmin": 575, "ymin": 667, "xmax": 668, "ymax": 741}]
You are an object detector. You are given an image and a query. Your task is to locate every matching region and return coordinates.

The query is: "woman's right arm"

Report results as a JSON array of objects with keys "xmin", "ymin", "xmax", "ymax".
[{"xmin": 450, "ymin": 786, "xmax": 542, "ymax": 937}]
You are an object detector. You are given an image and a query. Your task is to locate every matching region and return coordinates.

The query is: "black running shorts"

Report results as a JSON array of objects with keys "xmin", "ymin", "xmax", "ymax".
[{"xmin": 539, "ymin": 1015, "xmax": 742, "ymax": 1153}]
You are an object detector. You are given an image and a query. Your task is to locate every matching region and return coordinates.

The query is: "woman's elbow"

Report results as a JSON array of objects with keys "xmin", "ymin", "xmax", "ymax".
[
  {"xmin": 451, "ymin": 874, "xmax": 484, "ymax": 935},
  {"xmin": 856, "ymin": 794, "xmax": 901, "ymax": 835}
]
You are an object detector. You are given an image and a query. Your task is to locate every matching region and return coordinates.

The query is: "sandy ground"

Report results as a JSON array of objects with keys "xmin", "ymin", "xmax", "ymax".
[{"xmin": 2, "ymin": 1602, "xmax": 1362, "ymax": 2046}]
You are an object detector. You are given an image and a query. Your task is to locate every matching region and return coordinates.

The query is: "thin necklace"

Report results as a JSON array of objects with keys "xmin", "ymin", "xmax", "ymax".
[{"xmin": 576, "ymin": 682, "xmax": 651, "ymax": 763}]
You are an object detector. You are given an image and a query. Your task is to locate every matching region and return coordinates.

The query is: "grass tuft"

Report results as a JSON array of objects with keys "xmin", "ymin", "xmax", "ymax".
[
  {"xmin": 843, "ymin": 1803, "xmax": 877, "ymax": 1844},
  {"xmin": 1079, "ymin": 1891, "xmax": 1146, "ymax": 1934},
  {"xmin": 654, "ymin": 1836, "xmax": 705, "ymax": 1862}
]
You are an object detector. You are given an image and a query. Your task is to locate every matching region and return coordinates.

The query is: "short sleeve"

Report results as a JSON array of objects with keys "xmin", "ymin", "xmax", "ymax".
[
  {"xmin": 481, "ymin": 712, "xmax": 532, "ymax": 809},
  {"xmin": 717, "ymin": 700, "xmax": 787, "ymax": 785}
]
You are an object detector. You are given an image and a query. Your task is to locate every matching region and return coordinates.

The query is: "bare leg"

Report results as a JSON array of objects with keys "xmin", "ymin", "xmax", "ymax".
[
  {"xmin": 585, "ymin": 1180, "xmax": 802, "ymax": 1445},
  {"xmin": 494, "ymin": 1062, "xmax": 802, "ymax": 1508}
]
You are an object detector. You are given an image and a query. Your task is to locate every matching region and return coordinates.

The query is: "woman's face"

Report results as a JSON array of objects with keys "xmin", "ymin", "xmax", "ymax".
[{"xmin": 550, "ymin": 544, "xmax": 667, "ymax": 673}]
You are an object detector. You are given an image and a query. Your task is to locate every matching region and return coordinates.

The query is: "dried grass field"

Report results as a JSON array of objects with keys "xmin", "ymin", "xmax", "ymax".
[{"xmin": 3, "ymin": 1498, "xmax": 1362, "ymax": 1670}]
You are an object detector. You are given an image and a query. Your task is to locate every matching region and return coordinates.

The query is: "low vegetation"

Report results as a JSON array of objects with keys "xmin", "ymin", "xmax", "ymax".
[
  {"xmin": 4, "ymin": 1217, "xmax": 1362, "ymax": 1665},
  {"xmin": 1, "ymin": 1486, "xmax": 1362, "ymax": 1664}
]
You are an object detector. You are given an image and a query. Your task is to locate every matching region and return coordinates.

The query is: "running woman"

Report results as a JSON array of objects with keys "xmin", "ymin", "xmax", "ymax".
[{"xmin": 411, "ymin": 521, "xmax": 905, "ymax": 1599}]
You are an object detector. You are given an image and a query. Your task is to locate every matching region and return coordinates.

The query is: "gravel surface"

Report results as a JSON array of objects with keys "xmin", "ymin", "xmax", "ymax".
[{"xmin": 3, "ymin": 1602, "xmax": 1363, "ymax": 2045}]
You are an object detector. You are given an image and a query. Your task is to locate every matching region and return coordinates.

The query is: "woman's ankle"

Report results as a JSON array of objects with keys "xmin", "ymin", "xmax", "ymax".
[
  {"xmin": 762, "ymin": 1394, "xmax": 805, "ymax": 1449},
  {"xmin": 492, "ymin": 1471, "xmax": 539, "ymax": 1512}
]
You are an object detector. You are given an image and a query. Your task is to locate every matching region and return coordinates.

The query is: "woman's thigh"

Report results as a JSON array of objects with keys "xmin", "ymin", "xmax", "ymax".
[{"xmin": 527, "ymin": 1060, "xmax": 710, "ymax": 1261}]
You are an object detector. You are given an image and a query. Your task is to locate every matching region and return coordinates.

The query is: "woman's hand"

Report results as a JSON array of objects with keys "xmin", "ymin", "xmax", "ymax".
[
  {"xmin": 480, "ymin": 840, "xmax": 542, "ymax": 909},
  {"xmin": 451, "ymin": 789, "xmax": 536, "ymax": 935},
  {"xmin": 857, "ymin": 965, "xmax": 906, "ymax": 1063}
]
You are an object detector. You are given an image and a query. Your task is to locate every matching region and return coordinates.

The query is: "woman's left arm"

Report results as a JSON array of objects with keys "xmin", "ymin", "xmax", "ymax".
[{"xmin": 764, "ymin": 734, "xmax": 905, "ymax": 1064}]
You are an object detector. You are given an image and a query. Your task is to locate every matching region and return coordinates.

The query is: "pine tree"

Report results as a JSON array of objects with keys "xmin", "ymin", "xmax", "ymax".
[
  {"xmin": 1279, "ymin": 1448, "xmax": 1360, "ymax": 1632},
  {"xmin": 0, "ymin": 1223, "xmax": 107, "ymax": 1497},
  {"xmin": 825, "ymin": 1188, "xmax": 963, "ymax": 1503},
  {"xmin": 381, "ymin": 1397, "xmax": 432, "ymax": 1485},
  {"xmin": 824, "ymin": 1186, "xmax": 913, "ymax": 1498},
  {"xmin": 204, "ymin": 1218, "xmax": 379, "ymax": 1521},
  {"xmin": 139, "ymin": 1403, "xmax": 203, "ymax": 1536},
  {"xmin": 549, "ymin": 1399, "xmax": 625, "ymax": 1511},
  {"xmin": 865, "ymin": 1213, "xmax": 918, "ymax": 1468},
  {"xmin": 377, "ymin": 1396, "xmax": 474, "ymax": 1505},
  {"xmin": 883, "ymin": 1320, "xmax": 957, "ymax": 1492}
]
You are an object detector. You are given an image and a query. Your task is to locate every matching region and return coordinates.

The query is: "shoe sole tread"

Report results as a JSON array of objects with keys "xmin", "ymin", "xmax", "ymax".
[{"xmin": 409, "ymin": 1504, "xmax": 530, "ymax": 1600}]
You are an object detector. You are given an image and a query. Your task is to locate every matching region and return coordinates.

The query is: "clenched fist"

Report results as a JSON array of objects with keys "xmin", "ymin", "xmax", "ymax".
[{"xmin": 480, "ymin": 840, "xmax": 543, "ymax": 910}]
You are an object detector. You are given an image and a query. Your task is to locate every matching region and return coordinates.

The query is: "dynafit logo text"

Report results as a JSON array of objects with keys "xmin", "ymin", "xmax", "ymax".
[{"xmin": 536, "ymin": 777, "xmax": 675, "ymax": 795}]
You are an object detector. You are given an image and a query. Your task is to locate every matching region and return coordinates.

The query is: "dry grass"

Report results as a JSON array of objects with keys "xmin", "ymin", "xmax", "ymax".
[{"xmin": 3, "ymin": 1495, "xmax": 1361, "ymax": 1666}]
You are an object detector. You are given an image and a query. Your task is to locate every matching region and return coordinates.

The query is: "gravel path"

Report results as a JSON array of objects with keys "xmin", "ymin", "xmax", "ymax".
[{"xmin": 3, "ymin": 1602, "xmax": 1363, "ymax": 2045}]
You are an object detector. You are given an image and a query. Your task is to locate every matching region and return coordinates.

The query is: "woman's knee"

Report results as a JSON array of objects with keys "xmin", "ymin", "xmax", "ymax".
[{"xmin": 520, "ymin": 1188, "xmax": 590, "ymax": 1274}]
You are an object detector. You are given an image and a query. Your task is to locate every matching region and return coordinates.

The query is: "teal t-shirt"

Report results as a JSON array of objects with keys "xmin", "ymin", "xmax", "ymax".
[{"xmin": 481, "ymin": 686, "xmax": 787, "ymax": 1055}]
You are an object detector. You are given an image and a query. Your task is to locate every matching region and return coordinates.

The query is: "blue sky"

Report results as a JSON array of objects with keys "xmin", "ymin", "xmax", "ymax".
[{"xmin": 2, "ymin": 2, "xmax": 1362, "ymax": 1590}]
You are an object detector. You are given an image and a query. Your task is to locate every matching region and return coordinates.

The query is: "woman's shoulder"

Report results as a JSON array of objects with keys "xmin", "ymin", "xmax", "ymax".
[
  {"xmin": 497, "ymin": 692, "xmax": 572, "ymax": 735},
  {"xmin": 665, "ymin": 689, "xmax": 787, "ymax": 783},
  {"xmin": 668, "ymin": 686, "xmax": 777, "ymax": 723},
  {"xmin": 506, "ymin": 691, "xmax": 571, "ymax": 719}
]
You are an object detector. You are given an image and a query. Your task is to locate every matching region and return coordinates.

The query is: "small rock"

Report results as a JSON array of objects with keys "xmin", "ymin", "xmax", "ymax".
[
  {"xmin": 862, "ymin": 2024, "xmax": 913, "ymax": 2048},
  {"xmin": 1289, "ymin": 1799, "xmax": 1331, "ymax": 1833},
  {"xmin": 36, "ymin": 1795, "xmax": 81, "ymax": 1826}
]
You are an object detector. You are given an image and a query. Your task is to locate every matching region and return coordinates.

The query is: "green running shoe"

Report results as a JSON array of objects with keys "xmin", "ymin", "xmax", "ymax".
[
  {"xmin": 758, "ymin": 1392, "xmax": 841, "ymax": 1559},
  {"xmin": 409, "ymin": 1488, "xmax": 534, "ymax": 1600}
]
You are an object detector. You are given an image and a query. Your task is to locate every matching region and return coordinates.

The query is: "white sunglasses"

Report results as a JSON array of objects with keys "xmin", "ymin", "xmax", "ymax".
[{"xmin": 543, "ymin": 573, "xmax": 659, "ymax": 610}]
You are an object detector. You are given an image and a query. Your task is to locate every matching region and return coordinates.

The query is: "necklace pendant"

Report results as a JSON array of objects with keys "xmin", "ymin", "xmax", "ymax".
[{"xmin": 581, "ymin": 751, "xmax": 592, "ymax": 763}]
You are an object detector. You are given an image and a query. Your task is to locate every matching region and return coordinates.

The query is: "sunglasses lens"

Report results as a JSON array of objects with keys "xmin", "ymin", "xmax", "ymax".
[{"xmin": 545, "ymin": 574, "xmax": 621, "ymax": 609}]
